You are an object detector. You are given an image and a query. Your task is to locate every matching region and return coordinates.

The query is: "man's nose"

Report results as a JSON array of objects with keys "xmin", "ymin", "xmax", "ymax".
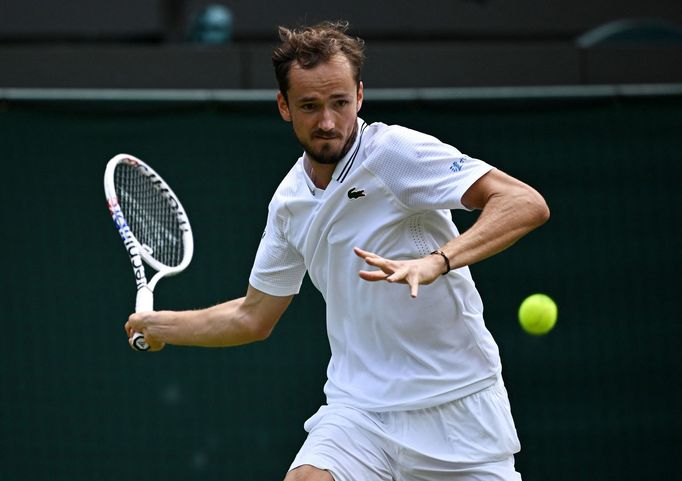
[{"xmin": 318, "ymin": 108, "xmax": 335, "ymax": 131}]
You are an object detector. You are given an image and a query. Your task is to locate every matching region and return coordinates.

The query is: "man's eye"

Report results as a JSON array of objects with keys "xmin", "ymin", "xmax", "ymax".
[{"xmin": 300, "ymin": 104, "xmax": 315, "ymax": 111}]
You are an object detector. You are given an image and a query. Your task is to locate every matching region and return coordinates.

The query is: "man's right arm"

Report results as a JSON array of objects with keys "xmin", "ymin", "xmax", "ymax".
[{"xmin": 124, "ymin": 285, "xmax": 294, "ymax": 351}]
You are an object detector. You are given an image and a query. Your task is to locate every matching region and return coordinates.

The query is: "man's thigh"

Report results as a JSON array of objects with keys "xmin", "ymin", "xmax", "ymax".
[
  {"xmin": 288, "ymin": 381, "xmax": 521, "ymax": 481},
  {"xmin": 288, "ymin": 408, "xmax": 393, "ymax": 481},
  {"xmin": 406, "ymin": 456, "xmax": 522, "ymax": 481},
  {"xmin": 394, "ymin": 381, "xmax": 522, "ymax": 481}
]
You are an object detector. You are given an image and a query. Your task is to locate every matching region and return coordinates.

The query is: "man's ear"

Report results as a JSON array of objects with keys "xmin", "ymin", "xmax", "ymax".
[
  {"xmin": 276, "ymin": 92, "xmax": 292, "ymax": 122},
  {"xmin": 356, "ymin": 81, "xmax": 364, "ymax": 113}
]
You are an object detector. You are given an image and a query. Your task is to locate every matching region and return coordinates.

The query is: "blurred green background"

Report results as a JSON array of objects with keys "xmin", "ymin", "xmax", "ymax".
[{"xmin": 0, "ymin": 92, "xmax": 680, "ymax": 480}]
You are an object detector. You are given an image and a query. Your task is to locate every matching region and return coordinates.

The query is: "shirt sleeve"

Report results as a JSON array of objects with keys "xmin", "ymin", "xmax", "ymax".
[
  {"xmin": 249, "ymin": 202, "xmax": 306, "ymax": 297},
  {"xmin": 364, "ymin": 126, "xmax": 493, "ymax": 211}
]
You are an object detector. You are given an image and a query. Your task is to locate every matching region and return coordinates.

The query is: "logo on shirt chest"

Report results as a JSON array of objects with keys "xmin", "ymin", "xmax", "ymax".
[{"xmin": 347, "ymin": 187, "xmax": 366, "ymax": 199}]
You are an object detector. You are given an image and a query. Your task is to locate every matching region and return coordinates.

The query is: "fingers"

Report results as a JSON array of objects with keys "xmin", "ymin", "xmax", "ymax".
[
  {"xmin": 354, "ymin": 247, "xmax": 392, "ymax": 274},
  {"xmin": 125, "ymin": 313, "xmax": 144, "ymax": 349},
  {"xmin": 356, "ymin": 247, "xmax": 391, "ymax": 281},
  {"xmin": 358, "ymin": 269, "xmax": 389, "ymax": 281},
  {"xmin": 388, "ymin": 267, "xmax": 419, "ymax": 298},
  {"xmin": 355, "ymin": 246, "xmax": 426, "ymax": 298},
  {"xmin": 145, "ymin": 336, "xmax": 165, "ymax": 352},
  {"xmin": 124, "ymin": 312, "xmax": 165, "ymax": 352},
  {"xmin": 353, "ymin": 246, "xmax": 372, "ymax": 259},
  {"xmin": 355, "ymin": 246, "xmax": 395, "ymax": 273},
  {"xmin": 126, "ymin": 332, "xmax": 165, "ymax": 352},
  {"xmin": 410, "ymin": 282, "xmax": 419, "ymax": 299},
  {"xmin": 124, "ymin": 312, "xmax": 142, "ymax": 337},
  {"xmin": 359, "ymin": 266, "xmax": 419, "ymax": 297}
]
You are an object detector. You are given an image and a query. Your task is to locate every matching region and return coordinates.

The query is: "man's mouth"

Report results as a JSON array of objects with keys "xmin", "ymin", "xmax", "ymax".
[{"xmin": 314, "ymin": 133, "xmax": 340, "ymax": 140}]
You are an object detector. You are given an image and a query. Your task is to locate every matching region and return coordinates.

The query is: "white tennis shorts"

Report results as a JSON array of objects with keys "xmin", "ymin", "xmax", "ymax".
[{"xmin": 289, "ymin": 379, "xmax": 522, "ymax": 481}]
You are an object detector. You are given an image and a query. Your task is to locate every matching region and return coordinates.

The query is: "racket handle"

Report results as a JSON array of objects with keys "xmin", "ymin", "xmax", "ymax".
[
  {"xmin": 131, "ymin": 332, "xmax": 150, "ymax": 351},
  {"xmin": 132, "ymin": 287, "xmax": 154, "ymax": 351}
]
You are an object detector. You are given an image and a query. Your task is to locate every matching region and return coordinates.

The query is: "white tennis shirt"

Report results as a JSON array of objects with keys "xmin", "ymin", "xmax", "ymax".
[{"xmin": 249, "ymin": 118, "xmax": 502, "ymax": 411}]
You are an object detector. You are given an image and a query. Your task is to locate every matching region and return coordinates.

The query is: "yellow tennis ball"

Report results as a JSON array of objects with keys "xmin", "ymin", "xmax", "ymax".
[{"xmin": 518, "ymin": 294, "xmax": 557, "ymax": 335}]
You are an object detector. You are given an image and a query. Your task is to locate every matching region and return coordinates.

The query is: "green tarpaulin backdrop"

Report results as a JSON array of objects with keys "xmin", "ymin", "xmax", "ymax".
[{"xmin": 1, "ymin": 95, "xmax": 680, "ymax": 480}]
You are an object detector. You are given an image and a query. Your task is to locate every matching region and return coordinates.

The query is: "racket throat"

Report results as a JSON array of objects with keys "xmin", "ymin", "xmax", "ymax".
[{"xmin": 135, "ymin": 286, "xmax": 154, "ymax": 312}]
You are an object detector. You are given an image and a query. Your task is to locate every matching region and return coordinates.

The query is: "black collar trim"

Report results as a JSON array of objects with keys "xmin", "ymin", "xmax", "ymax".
[{"xmin": 336, "ymin": 121, "xmax": 368, "ymax": 183}]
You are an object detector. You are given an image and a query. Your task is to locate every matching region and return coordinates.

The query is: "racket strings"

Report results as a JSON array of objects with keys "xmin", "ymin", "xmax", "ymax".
[{"xmin": 115, "ymin": 163, "xmax": 185, "ymax": 268}]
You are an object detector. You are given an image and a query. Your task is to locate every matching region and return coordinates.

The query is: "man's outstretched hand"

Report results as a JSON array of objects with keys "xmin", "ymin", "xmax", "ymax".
[{"xmin": 354, "ymin": 247, "xmax": 446, "ymax": 298}]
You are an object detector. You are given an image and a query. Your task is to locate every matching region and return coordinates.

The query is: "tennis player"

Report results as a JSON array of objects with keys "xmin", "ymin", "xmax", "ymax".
[{"xmin": 126, "ymin": 21, "xmax": 549, "ymax": 481}]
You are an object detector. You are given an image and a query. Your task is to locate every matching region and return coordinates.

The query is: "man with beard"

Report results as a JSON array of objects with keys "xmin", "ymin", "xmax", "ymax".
[{"xmin": 126, "ymin": 21, "xmax": 549, "ymax": 481}]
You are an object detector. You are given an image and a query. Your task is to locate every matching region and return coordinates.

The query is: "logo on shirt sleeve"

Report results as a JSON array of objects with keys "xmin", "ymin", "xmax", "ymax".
[{"xmin": 449, "ymin": 156, "xmax": 468, "ymax": 173}]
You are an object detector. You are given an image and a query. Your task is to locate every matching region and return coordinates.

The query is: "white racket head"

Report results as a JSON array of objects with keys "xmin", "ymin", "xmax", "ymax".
[{"xmin": 104, "ymin": 153, "xmax": 194, "ymax": 278}]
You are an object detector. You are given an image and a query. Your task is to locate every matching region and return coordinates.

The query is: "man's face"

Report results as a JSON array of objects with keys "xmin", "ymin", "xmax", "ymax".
[{"xmin": 277, "ymin": 54, "xmax": 363, "ymax": 165}]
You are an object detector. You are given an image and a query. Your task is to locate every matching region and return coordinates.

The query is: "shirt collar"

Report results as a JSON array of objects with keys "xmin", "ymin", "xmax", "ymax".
[{"xmin": 330, "ymin": 117, "xmax": 367, "ymax": 184}]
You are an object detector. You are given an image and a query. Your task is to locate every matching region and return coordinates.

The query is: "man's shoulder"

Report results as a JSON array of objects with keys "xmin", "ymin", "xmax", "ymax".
[
  {"xmin": 364, "ymin": 122, "xmax": 443, "ymax": 159},
  {"xmin": 362, "ymin": 122, "xmax": 441, "ymax": 177},
  {"xmin": 366, "ymin": 122, "xmax": 427, "ymax": 148}
]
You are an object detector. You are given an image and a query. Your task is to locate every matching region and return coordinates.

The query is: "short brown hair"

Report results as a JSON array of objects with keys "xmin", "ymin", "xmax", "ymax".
[{"xmin": 272, "ymin": 20, "xmax": 366, "ymax": 97}]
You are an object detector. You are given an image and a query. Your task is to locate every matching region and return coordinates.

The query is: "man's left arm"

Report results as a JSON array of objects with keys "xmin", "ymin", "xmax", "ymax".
[{"xmin": 355, "ymin": 168, "xmax": 550, "ymax": 297}]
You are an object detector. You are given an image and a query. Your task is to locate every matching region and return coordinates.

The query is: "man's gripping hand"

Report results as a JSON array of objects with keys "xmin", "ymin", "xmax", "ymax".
[{"xmin": 125, "ymin": 312, "xmax": 167, "ymax": 352}]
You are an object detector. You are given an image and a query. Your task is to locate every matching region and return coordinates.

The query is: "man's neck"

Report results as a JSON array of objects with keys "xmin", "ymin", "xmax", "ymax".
[{"xmin": 304, "ymin": 156, "xmax": 337, "ymax": 189}]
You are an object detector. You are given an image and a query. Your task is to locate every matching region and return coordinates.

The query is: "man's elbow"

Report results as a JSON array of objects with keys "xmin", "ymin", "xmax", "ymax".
[
  {"xmin": 527, "ymin": 190, "xmax": 550, "ymax": 228},
  {"xmin": 250, "ymin": 323, "xmax": 275, "ymax": 341},
  {"xmin": 242, "ymin": 315, "xmax": 278, "ymax": 342},
  {"xmin": 235, "ymin": 315, "xmax": 272, "ymax": 341}
]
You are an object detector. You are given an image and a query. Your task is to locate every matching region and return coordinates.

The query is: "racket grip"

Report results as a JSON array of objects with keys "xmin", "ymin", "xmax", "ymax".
[
  {"xmin": 132, "ymin": 287, "xmax": 154, "ymax": 351},
  {"xmin": 131, "ymin": 332, "xmax": 150, "ymax": 351}
]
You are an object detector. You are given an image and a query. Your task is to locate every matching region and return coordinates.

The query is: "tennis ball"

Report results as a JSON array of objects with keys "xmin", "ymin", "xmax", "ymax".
[{"xmin": 518, "ymin": 294, "xmax": 557, "ymax": 335}]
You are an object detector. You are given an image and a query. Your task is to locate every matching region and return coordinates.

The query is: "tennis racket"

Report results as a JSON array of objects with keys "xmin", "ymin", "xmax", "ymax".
[{"xmin": 104, "ymin": 153, "xmax": 194, "ymax": 351}]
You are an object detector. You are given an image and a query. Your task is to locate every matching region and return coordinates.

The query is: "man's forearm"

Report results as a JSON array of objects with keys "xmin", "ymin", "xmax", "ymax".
[
  {"xmin": 442, "ymin": 188, "xmax": 549, "ymax": 270},
  {"xmin": 133, "ymin": 297, "xmax": 268, "ymax": 348}
]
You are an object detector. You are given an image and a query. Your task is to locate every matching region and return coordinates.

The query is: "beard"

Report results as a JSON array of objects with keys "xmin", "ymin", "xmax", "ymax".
[{"xmin": 297, "ymin": 120, "xmax": 359, "ymax": 165}]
